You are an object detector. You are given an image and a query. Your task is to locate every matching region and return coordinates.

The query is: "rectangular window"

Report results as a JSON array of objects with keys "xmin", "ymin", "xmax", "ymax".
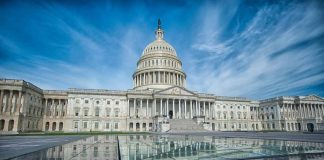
[
  {"xmin": 95, "ymin": 122, "xmax": 99, "ymax": 129},
  {"xmin": 84, "ymin": 110, "xmax": 88, "ymax": 116},
  {"xmin": 115, "ymin": 123, "xmax": 118, "ymax": 129},
  {"xmin": 83, "ymin": 122, "xmax": 87, "ymax": 128},
  {"xmin": 116, "ymin": 101, "xmax": 119, "ymax": 105},
  {"xmin": 75, "ymin": 112, "xmax": 79, "ymax": 116},
  {"xmin": 95, "ymin": 109, "xmax": 99, "ymax": 117},
  {"xmin": 106, "ymin": 123, "xmax": 109, "ymax": 129},
  {"xmin": 74, "ymin": 121, "xmax": 78, "ymax": 129}
]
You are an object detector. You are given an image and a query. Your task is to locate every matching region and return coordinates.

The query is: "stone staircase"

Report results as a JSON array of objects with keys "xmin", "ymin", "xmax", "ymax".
[{"xmin": 168, "ymin": 119, "xmax": 206, "ymax": 133}]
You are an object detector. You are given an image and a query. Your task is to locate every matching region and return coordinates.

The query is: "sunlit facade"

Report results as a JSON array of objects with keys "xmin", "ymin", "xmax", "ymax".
[{"xmin": 0, "ymin": 21, "xmax": 324, "ymax": 134}]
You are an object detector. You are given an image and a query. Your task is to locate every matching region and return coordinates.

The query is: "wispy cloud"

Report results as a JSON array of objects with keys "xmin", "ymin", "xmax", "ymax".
[
  {"xmin": 189, "ymin": 1, "xmax": 324, "ymax": 99},
  {"xmin": 0, "ymin": 0, "xmax": 323, "ymax": 99}
]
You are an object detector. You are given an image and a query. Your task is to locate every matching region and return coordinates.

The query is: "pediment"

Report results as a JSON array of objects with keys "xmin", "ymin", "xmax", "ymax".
[
  {"xmin": 300, "ymin": 95, "xmax": 324, "ymax": 101},
  {"xmin": 155, "ymin": 86, "xmax": 197, "ymax": 96}
]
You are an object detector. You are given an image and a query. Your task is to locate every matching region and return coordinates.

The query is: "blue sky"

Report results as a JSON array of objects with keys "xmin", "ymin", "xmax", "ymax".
[{"xmin": 0, "ymin": 0, "xmax": 323, "ymax": 99}]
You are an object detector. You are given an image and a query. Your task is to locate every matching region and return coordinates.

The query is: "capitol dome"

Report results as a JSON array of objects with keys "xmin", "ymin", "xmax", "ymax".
[{"xmin": 133, "ymin": 19, "xmax": 186, "ymax": 90}]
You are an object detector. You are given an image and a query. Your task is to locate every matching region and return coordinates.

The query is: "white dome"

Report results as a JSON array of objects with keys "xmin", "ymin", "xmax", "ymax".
[
  {"xmin": 142, "ymin": 39, "xmax": 177, "ymax": 56},
  {"xmin": 133, "ymin": 19, "xmax": 186, "ymax": 90}
]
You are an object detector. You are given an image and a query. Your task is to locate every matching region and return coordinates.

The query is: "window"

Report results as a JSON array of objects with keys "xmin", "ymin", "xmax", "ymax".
[
  {"xmin": 76, "ymin": 99, "xmax": 80, "ymax": 103},
  {"xmin": 115, "ymin": 123, "xmax": 118, "ymax": 129},
  {"xmin": 116, "ymin": 101, "xmax": 119, "ymax": 105},
  {"xmin": 114, "ymin": 108, "xmax": 119, "ymax": 117},
  {"xmin": 96, "ymin": 101, "xmax": 99, "ymax": 104},
  {"xmin": 106, "ymin": 123, "xmax": 109, "ymax": 129},
  {"xmin": 95, "ymin": 108, "xmax": 99, "ymax": 117},
  {"xmin": 84, "ymin": 110, "xmax": 88, "ymax": 116},
  {"xmin": 85, "ymin": 100, "xmax": 89, "ymax": 104},
  {"xmin": 83, "ymin": 122, "xmax": 87, "ymax": 128},
  {"xmin": 272, "ymin": 123, "xmax": 275, "ymax": 129},
  {"xmin": 107, "ymin": 101, "xmax": 110, "ymax": 105},
  {"xmin": 272, "ymin": 114, "xmax": 275, "ymax": 119},
  {"xmin": 74, "ymin": 121, "xmax": 78, "ymax": 129},
  {"xmin": 95, "ymin": 122, "xmax": 99, "ymax": 129},
  {"xmin": 75, "ymin": 111, "xmax": 79, "ymax": 116},
  {"xmin": 106, "ymin": 108, "xmax": 111, "ymax": 117}
]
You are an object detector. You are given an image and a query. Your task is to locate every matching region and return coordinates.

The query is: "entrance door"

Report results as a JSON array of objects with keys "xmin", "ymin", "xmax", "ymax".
[
  {"xmin": 307, "ymin": 123, "xmax": 314, "ymax": 132},
  {"xmin": 169, "ymin": 111, "xmax": 173, "ymax": 119}
]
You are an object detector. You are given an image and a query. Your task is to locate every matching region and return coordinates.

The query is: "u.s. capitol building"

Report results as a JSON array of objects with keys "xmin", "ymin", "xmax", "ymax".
[{"xmin": 1, "ymin": 21, "xmax": 324, "ymax": 134}]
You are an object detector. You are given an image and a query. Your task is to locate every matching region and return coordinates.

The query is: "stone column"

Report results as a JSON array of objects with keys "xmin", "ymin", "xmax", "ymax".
[
  {"xmin": 160, "ymin": 99, "xmax": 162, "ymax": 116},
  {"xmin": 44, "ymin": 98, "xmax": 48, "ymax": 116},
  {"xmin": 163, "ymin": 72, "xmax": 166, "ymax": 83},
  {"xmin": 0, "ymin": 90, "xmax": 3, "ymax": 113},
  {"xmin": 140, "ymin": 99, "xmax": 143, "ymax": 118},
  {"xmin": 146, "ymin": 99, "xmax": 149, "ymax": 117},
  {"xmin": 196, "ymin": 100, "xmax": 199, "ymax": 116},
  {"xmin": 172, "ymin": 99, "xmax": 175, "ymax": 119},
  {"xmin": 184, "ymin": 99, "xmax": 187, "ymax": 119},
  {"xmin": 179, "ymin": 99, "xmax": 182, "ymax": 118},
  {"xmin": 133, "ymin": 99, "xmax": 136, "ymax": 118},
  {"xmin": 166, "ymin": 99, "xmax": 169, "ymax": 118},
  {"xmin": 16, "ymin": 91, "xmax": 22, "ymax": 114},
  {"xmin": 190, "ymin": 100, "xmax": 192, "ymax": 119},
  {"xmin": 209, "ymin": 102, "xmax": 211, "ymax": 118},
  {"xmin": 158, "ymin": 71, "xmax": 160, "ymax": 84},
  {"xmin": 7, "ymin": 90, "xmax": 13, "ymax": 112},
  {"xmin": 203, "ymin": 102, "xmax": 206, "ymax": 117},
  {"xmin": 127, "ymin": 99, "xmax": 130, "ymax": 117},
  {"xmin": 58, "ymin": 99, "xmax": 61, "ymax": 117}
]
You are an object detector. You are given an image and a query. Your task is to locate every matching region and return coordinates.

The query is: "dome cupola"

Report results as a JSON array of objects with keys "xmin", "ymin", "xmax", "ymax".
[{"xmin": 133, "ymin": 19, "xmax": 186, "ymax": 90}]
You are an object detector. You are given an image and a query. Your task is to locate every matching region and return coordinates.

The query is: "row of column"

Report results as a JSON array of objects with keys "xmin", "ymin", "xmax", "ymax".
[
  {"xmin": 128, "ymin": 98, "xmax": 214, "ymax": 119},
  {"xmin": 44, "ymin": 98, "xmax": 68, "ymax": 117},
  {"xmin": 134, "ymin": 71, "xmax": 185, "ymax": 87},
  {"xmin": 0, "ymin": 90, "xmax": 24, "ymax": 114},
  {"xmin": 281, "ymin": 103, "xmax": 324, "ymax": 119}
]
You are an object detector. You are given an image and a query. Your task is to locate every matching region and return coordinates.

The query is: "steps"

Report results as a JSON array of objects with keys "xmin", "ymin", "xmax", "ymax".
[{"xmin": 168, "ymin": 119, "xmax": 206, "ymax": 133}]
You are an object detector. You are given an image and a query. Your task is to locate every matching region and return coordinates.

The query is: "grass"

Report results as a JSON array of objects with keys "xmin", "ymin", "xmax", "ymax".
[{"xmin": 3, "ymin": 131, "xmax": 151, "ymax": 136}]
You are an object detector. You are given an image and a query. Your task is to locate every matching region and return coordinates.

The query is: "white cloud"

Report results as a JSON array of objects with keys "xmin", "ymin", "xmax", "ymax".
[{"xmin": 189, "ymin": 1, "xmax": 324, "ymax": 99}]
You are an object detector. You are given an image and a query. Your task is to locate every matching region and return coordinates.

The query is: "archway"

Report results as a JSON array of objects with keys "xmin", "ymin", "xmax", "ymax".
[
  {"xmin": 8, "ymin": 120, "xmax": 14, "ymax": 131},
  {"xmin": 142, "ymin": 123, "xmax": 146, "ymax": 131},
  {"xmin": 52, "ymin": 122, "xmax": 56, "ymax": 131},
  {"xmin": 45, "ymin": 122, "xmax": 49, "ymax": 131},
  {"xmin": 169, "ymin": 111, "xmax": 173, "ymax": 119},
  {"xmin": 129, "ymin": 122, "xmax": 133, "ymax": 131},
  {"xmin": 0, "ymin": 120, "xmax": 4, "ymax": 131},
  {"xmin": 298, "ymin": 123, "xmax": 301, "ymax": 131},
  {"xmin": 59, "ymin": 122, "xmax": 63, "ymax": 131},
  {"xmin": 307, "ymin": 123, "xmax": 314, "ymax": 132},
  {"xmin": 136, "ymin": 123, "xmax": 140, "ymax": 131}
]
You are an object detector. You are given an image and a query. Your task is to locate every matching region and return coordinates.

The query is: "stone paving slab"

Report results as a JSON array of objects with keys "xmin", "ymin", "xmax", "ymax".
[{"xmin": 0, "ymin": 135, "xmax": 87, "ymax": 160}]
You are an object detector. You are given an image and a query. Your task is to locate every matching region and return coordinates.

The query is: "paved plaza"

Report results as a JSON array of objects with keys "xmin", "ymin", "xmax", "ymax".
[
  {"xmin": 0, "ymin": 132, "xmax": 324, "ymax": 159},
  {"xmin": 0, "ymin": 135, "xmax": 86, "ymax": 160}
]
